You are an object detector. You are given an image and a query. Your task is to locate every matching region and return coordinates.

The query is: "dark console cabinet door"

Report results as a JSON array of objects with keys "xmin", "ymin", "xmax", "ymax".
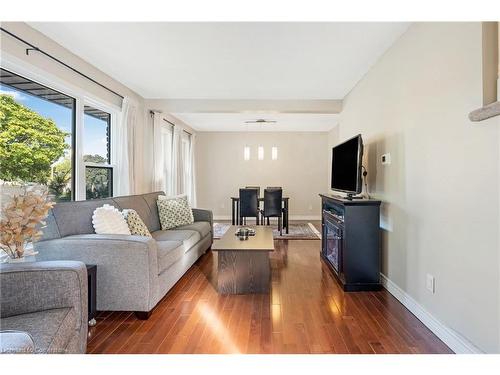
[{"xmin": 320, "ymin": 194, "xmax": 381, "ymax": 291}]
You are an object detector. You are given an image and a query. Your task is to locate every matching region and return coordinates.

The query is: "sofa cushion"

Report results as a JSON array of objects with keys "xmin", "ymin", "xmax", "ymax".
[
  {"xmin": 51, "ymin": 198, "xmax": 118, "ymax": 237},
  {"xmin": 38, "ymin": 210, "xmax": 61, "ymax": 241},
  {"xmin": 152, "ymin": 229, "xmax": 201, "ymax": 252},
  {"xmin": 113, "ymin": 195, "xmax": 155, "ymax": 232},
  {"xmin": 0, "ymin": 330, "xmax": 35, "ymax": 354},
  {"xmin": 175, "ymin": 221, "xmax": 211, "ymax": 238},
  {"xmin": 0, "ymin": 308, "xmax": 76, "ymax": 354},
  {"xmin": 141, "ymin": 192, "xmax": 165, "ymax": 232},
  {"xmin": 156, "ymin": 240, "xmax": 184, "ymax": 274}
]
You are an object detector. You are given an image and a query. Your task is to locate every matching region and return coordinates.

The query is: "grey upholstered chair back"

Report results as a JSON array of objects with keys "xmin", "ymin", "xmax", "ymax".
[{"xmin": 38, "ymin": 192, "xmax": 165, "ymax": 241}]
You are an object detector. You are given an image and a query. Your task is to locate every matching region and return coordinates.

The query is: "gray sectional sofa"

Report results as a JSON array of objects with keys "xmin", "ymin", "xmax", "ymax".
[
  {"xmin": 0, "ymin": 261, "xmax": 88, "ymax": 354},
  {"xmin": 34, "ymin": 192, "xmax": 213, "ymax": 319}
]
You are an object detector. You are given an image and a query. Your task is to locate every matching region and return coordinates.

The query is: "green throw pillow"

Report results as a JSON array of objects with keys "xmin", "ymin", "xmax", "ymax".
[
  {"xmin": 157, "ymin": 194, "xmax": 194, "ymax": 230},
  {"xmin": 122, "ymin": 209, "xmax": 152, "ymax": 237}
]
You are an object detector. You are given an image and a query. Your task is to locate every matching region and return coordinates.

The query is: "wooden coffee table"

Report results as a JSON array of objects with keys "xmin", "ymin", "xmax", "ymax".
[{"xmin": 212, "ymin": 226, "xmax": 274, "ymax": 294}]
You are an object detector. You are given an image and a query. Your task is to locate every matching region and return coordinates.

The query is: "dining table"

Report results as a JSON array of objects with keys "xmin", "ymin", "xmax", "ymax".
[{"xmin": 230, "ymin": 196, "xmax": 289, "ymax": 234}]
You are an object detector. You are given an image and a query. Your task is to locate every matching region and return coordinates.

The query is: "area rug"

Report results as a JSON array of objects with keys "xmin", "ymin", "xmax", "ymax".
[{"xmin": 213, "ymin": 222, "xmax": 321, "ymax": 240}]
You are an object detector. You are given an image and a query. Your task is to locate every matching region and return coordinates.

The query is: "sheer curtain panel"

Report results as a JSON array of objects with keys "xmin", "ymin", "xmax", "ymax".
[
  {"xmin": 152, "ymin": 111, "xmax": 165, "ymax": 192},
  {"xmin": 114, "ymin": 97, "xmax": 138, "ymax": 196}
]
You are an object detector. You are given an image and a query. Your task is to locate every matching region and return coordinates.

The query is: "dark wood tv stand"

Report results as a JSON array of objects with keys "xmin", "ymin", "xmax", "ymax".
[{"xmin": 319, "ymin": 193, "xmax": 382, "ymax": 291}]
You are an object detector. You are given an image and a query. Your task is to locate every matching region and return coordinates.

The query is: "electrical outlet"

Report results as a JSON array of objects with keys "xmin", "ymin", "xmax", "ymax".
[
  {"xmin": 426, "ymin": 274, "xmax": 435, "ymax": 294},
  {"xmin": 308, "ymin": 204, "xmax": 313, "ymax": 211},
  {"xmin": 381, "ymin": 153, "xmax": 391, "ymax": 165},
  {"xmin": 221, "ymin": 203, "xmax": 225, "ymax": 209}
]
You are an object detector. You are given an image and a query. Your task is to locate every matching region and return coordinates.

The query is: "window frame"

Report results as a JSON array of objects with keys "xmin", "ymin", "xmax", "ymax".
[
  {"xmin": 82, "ymin": 99, "xmax": 116, "ymax": 200},
  {"xmin": 0, "ymin": 68, "xmax": 77, "ymax": 201},
  {"xmin": 84, "ymin": 164, "xmax": 114, "ymax": 200},
  {"xmin": 1, "ymin": 53, "xmax": 120, "ymax": 201}
]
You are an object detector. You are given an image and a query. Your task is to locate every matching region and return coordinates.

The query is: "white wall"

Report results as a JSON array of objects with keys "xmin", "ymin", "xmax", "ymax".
[
  {"xmin": 331, "ymin": 22, "xmax": 500, "ymax": 352},
  {"xmin": 196, "ymin": 132, "xmax": 329, "ymax": 219},
  {"xmin": 0, "ymin": 22, "xmax": 143, "ymax": 106},
  {"xmin": 326, "ymin": 126, "xmax": 339, "ymax": 190},
  {"xmin": 143, "ymin": 99, "xmax": 198, "ymax": 134}
]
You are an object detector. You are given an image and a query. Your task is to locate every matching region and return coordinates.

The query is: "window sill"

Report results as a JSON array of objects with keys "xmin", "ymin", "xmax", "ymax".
[{"xmin": 469, "ymin": 100, "xmax": 500, "ymax": 122}]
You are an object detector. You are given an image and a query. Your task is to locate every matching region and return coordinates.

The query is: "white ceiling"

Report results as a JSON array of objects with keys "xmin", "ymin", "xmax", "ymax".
[
  {"xmin": 172, "ymin": 112, "xmax": 338, "ymax": 132},
  {"xmin": 29, "ymin": 22, "xmax": 409, "ymax": 100}
]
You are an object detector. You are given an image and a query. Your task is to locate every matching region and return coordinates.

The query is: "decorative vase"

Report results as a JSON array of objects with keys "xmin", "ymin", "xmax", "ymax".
[
  {"xmin": 0, "ymin": 242, "xmax": 38, "ymax": 264},
  {"xmin": 6, "ymin": 256, "xmax": 27, "ymax": 264},
  {"xmin": 14, "ymin": 240, "xmax": 26, "ymax": 258}
]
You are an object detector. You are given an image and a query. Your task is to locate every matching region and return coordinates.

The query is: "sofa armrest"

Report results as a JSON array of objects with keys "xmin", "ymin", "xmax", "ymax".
[
  {"xmin": 0, "ymin": 261, "xmax": 87, "ymax": 333},
  {"xmin": 33, "ymin": 235, "xmax": 159, "ymax": 312},
  {"xmin": 192, "ymin": 208, "xmax": 213, "ymax": 226},
  {"xmin": 0, "ymin": 331, "xmax": 35, "ymax": 354}
]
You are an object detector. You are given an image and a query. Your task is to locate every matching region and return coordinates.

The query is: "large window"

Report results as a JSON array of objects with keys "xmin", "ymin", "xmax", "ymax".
[
  {"xmin": 0, "ymin": 68, "xmax": 117, "ymax": 201},
  {"xmin": 156, "ymin": 121, "xmax": 193, "ymax": 203},
  {"xmin": 0, "ymin": 68, "xmax": 75, "ymax": 201},
  {"xmin": 84, "ymin": 105, "xmax": 113, "ymax": 199}
]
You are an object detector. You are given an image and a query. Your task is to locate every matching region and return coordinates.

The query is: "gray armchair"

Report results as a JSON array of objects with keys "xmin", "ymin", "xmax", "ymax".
[{"xmin": 0, "ymin": 261, "xmax": 88, "ymax": 354}]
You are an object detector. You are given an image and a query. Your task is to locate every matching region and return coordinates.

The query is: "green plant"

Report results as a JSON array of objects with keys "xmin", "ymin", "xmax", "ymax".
[
  {"xmin": 0, "ymin": 94, "xmax": 68, "ymax": 184},
  {"xmin": 48, "ymin": 156, "xmax": 72, "ymax": 199},
  {"xmin": 84, "ymin": 154, "xmax": 111, "ymax": 199}
]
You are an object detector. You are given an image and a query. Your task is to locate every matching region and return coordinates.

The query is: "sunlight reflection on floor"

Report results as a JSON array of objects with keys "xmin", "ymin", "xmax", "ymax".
[{"xmin": 196, "ymin": 301, "xmax": 241, "ymax": 353}]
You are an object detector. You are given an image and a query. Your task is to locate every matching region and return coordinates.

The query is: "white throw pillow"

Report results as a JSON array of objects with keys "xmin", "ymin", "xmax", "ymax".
[
  {"xmin": 157, "ymin": 194, "xmax": 194, "ymax": 230},
  {"xmin": 92, "ymin": 204, "xmax": 131, "ymax": 235}
]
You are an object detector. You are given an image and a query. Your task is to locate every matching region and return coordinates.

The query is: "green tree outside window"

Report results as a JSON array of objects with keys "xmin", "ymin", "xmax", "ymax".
[{"xmin": 0, "ymin": 94, "xmax": 68, "ymax": 184}]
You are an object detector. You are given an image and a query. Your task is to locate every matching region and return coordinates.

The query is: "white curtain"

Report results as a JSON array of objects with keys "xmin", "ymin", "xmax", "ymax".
[
  {"xmin": 152, "ymin": 111, "xmax": 166, "ymax": 192},
  {"xmin": 175, "ymin": 129, "xmax": 196, "ymax": 206},
  {"xmin": 169, "ymin": 125, "xmax": 181, "ymax": 196},
  {"xmin": 187, "ymin": 133, "xmax": 197, "ymax": 207},
  {"xmin": 179, "ymin": 131, "xmax": 189, "ymax": 196},
  {"xmin": 114, "ymin": 97, "xmax": 137, "ymax": 196},
  {"xmin": 150, "ymin": 113, "xmax": 196, "ymax": 205}
]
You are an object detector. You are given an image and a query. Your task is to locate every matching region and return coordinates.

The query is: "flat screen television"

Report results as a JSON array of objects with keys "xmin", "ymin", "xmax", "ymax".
[{"xmin": 331, "ymin": 134, "xmax": 363, "ymax": 196}]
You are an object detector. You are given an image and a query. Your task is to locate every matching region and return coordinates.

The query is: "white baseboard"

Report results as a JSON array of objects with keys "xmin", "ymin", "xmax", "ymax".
[
  {"xmin": 380, "ymin": 273, "xmax": 483, "ymax": 354},
  {"xmin": 213, "ymin": 215, "xmax": 233, "ymax": 221},
  {"xmin": 289, "ymin": 215, "xmax": 321, "ymax": 221},
  {"xmin": 213, "ymin": 215, "xmax": 321, "ymax": 221}
]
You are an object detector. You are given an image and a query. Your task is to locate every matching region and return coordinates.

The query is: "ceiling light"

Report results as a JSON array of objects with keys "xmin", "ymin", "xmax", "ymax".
[
  {"xmin": 272, "ymin": 146, "xmax": 278, "ymax": 160},
  {"xmin": 258, "ymin": 146, "xmax": 264, "ymax": 160}
]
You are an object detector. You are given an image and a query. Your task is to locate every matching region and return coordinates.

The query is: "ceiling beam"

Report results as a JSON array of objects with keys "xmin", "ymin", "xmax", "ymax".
[{"xmin": 145, "ymin": 99, "xmax": 342, "ymax": 114}]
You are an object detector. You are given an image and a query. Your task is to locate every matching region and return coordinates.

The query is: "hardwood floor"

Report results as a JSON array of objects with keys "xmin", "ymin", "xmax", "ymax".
[{"xmin": 87, "ymin": 234, "xmax": 452, "ymax": 354}]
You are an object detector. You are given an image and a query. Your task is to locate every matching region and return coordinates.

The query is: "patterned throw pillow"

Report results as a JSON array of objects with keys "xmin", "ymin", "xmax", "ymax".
[
  {"xmin": 122, "ymin": 209, "xmax": 151, "ymax": 237},
  {"xmin": 157, "ymin": 194, "xmax": 194, "ymax": 230}
]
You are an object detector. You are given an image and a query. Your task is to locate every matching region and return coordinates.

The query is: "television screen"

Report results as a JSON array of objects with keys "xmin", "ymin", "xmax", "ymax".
[{"xmin": 331, "ymin": 134, "xmax": 363, "ymax": 194}]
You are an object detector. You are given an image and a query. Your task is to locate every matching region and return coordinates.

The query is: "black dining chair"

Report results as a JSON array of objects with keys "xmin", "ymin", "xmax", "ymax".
[
  {"xmin": 245, "ymin": 186, "xmax": 260, "ymax": 198},
  {"xmin": 239, "ymin": 188, "xmax": 260, "ymax": 225},
  {"xmin": 261, "ymin": 188, "xmax": 283, "ymax": 235}
]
